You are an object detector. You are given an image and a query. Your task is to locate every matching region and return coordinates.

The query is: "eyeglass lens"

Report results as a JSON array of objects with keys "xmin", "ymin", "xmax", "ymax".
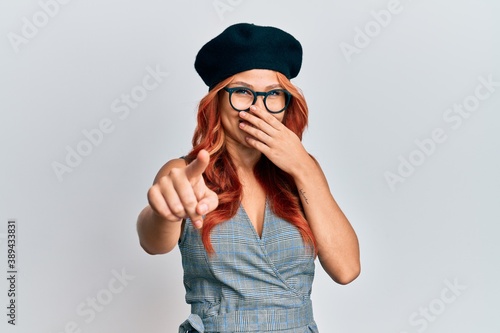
[{"xmin": 228, "ymin": 88, "xmax": 289, "ymax": 113}]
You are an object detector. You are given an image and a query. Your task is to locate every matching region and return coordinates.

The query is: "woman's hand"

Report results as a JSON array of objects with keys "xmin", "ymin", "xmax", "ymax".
[
  {"xmin": 147, "ymin": 150, "xmax": 219, "ymax": 229},
  {"xmin": 238, "ymin": 105, "xmax": 313, "ymax": 176}
]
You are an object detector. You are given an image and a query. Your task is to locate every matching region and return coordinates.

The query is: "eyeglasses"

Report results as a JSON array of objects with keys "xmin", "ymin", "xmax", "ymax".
[{"xmin": 223, "ymin": 86, "xmax": 292, "ymax": 114}]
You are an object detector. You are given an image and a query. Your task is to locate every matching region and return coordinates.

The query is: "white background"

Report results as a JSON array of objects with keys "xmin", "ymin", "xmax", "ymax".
[{"xmin": 1, "ymin": 0, "xmax": 499, "ymax": 332}]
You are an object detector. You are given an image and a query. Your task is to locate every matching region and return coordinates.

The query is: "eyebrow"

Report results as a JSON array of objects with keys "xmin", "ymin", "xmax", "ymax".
[{"xmin": 229, "ymin": 81, "xmax": 283, "ymax": 90}]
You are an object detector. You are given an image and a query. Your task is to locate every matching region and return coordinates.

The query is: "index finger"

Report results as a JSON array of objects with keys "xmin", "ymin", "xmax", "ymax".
[
  {"xmin": 240, "ymin": 105, "xmax": 283, "ymax": 133},
  {"xmin": 185, "ymin": 149, "xmax": 210, "ymax": 181}
]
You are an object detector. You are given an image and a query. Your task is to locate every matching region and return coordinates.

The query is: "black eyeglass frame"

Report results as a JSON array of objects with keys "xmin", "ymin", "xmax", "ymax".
[{"xmin": 223, "ymin": 87, "xmax": 292, "ymax": 114}]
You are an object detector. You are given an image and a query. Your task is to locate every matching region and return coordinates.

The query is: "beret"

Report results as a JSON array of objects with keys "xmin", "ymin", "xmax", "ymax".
[{"xmin": 195, "ymin": 23, "xmax": 302, "ymax": 89}]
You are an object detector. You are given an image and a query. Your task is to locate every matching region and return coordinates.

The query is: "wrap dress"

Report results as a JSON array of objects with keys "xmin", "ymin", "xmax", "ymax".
[{"xmin": 178, "ymin": 201, "xmax": 319, "ymax": 333}]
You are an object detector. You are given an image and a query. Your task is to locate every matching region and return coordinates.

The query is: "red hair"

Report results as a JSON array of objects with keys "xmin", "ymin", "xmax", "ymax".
[{"xmin": 186, "ymin": 73, "xmax": 317, "ymax": 254}]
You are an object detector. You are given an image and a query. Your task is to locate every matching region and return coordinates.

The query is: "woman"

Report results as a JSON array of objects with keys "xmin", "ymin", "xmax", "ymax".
[{"xmin": 137, "ymin": 23, "xmax": 360, "ymax": 333}]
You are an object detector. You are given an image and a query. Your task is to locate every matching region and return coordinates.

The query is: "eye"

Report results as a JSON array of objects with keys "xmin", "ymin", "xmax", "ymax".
[
  {"xmin": 233, "ymin": 88, "xmax": 253, "ymax": 96},
  {"xmin": 268, "ymin": 89, "xmax": 284, "ymax": 97}
]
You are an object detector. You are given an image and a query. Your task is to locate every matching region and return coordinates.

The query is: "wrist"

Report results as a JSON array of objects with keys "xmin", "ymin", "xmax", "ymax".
[{"xmin": 289, "ymin": 154, "xmax": 318, "ymax": 183}]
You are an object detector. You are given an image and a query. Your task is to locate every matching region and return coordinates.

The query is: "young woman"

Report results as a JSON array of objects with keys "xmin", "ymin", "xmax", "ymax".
[{"xmin": 137, "ymin": 23, "xmax": 360, "ymax": 333}]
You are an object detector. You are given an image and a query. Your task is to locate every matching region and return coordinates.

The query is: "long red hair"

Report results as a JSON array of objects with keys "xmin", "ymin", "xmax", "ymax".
[{"xmin": 185, "ymin": 72, "xmax": 317, "ymax": 254}]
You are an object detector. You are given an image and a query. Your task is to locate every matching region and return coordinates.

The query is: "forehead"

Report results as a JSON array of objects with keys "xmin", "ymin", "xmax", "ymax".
[{"xmin": 229, "ymin": 69, "xmax": 280, "ymax": 88}]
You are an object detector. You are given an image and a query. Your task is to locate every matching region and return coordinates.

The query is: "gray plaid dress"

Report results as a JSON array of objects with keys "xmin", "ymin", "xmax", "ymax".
[{"xmin": 178, "ymin": 201, "xmax": 319, "ymax": 332}]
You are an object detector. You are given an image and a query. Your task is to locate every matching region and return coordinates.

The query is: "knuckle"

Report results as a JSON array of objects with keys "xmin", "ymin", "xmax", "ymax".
[
  {"xmin": 149, "ymin": 200, "xmax": 167, "ymax": 217},
  {"xmin": 169, "ymin": 203, "xmax": 185, "ymax": 217},
  {"xmin": 183, "ymin": 197, "xmax": 198, "ymax": 210},
  {"xmin": 169, "ymin": 168, "xmax": 183, "ymax": 178},
  {"xmin": 255, "ymin": 131, "xmax": 265, "ymax": 140},
  {"xmin": 147, "ymin": 185, "xmax": 160, "ymax": 201},
  {"xmin": 157, "ymin": 175, "xmax": 169, "ymax": 185}
]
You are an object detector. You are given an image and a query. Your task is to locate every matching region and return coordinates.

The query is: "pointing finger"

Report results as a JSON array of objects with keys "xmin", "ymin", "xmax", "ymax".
[{"xmin": 185, "ymin": 149, "xmax": 210, "ymax": 181}]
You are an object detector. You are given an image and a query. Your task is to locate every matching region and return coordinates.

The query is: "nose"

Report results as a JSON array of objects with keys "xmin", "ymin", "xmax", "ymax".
[
  {"xmin": 252, "ymin": 92, "xmax": 266, "ymax": 110},
  {"xmin": 253, "ymin": 96, "xmax": 266, "ymax": 108}
]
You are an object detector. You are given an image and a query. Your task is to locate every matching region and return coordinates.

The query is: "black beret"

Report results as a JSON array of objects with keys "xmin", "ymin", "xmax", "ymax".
[{"xmin": 195, "ymin": 23, "xmax": 302, "ymax": 89}]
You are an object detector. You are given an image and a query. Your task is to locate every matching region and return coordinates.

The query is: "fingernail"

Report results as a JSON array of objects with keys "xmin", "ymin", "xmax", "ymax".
[
  {"xmin": 239, "ymin": 111, "xmax": 247, "ymax": 117},
  {"xmin": 193, "ymin": 220, "xmax": 202, "ymax": 229}
]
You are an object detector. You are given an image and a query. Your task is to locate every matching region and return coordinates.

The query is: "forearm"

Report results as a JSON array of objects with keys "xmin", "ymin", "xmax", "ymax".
[
  {"xmin": 136, "ymin": 205, "xmax": 182, "ymax": 255},
  {"xmin": 292, "ymin": 156, "xmax": 360, "ymax": 284}
]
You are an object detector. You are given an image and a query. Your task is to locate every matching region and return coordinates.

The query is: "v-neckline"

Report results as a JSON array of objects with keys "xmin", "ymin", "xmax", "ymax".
[{"xmin": 239, "ymin": 200, "xmax": 267, "ymax": 240}]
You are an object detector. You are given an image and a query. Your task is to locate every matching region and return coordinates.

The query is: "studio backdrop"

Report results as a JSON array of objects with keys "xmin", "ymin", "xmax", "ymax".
[{"xmin": 1, "ymin": 0, "xmax": 499, "ymax": 332}]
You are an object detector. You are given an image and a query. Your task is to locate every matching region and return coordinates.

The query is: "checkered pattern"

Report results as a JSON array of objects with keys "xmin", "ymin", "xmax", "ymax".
[{"xmin": 178, "ymin": 202, "xmax": 318, "ymax": 332}]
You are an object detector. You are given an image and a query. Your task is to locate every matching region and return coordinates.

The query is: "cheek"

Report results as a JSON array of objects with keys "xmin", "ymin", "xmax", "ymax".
[
  {"xmin": 220, "ymin": 111, "xmax": 232, "ymax": 131},
  {"xmin": 218, "ymin": 93, "xmax": 232, "ymax": 115},
  {"xmin": 219, "ymin": 99, "xmax": 237, "ymax": 119},
  {"xmin": 219, "ymin": 107, "xmax": 238, "ymax": 132},
  {"xmin": 274, "ymin": 113, "xmax": 285, "ymax": 123}
]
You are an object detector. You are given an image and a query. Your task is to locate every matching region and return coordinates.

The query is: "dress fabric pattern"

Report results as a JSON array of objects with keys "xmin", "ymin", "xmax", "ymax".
[{"xmin": 178, "ymin": 202, "xmax": 319, "ymax": 333}]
